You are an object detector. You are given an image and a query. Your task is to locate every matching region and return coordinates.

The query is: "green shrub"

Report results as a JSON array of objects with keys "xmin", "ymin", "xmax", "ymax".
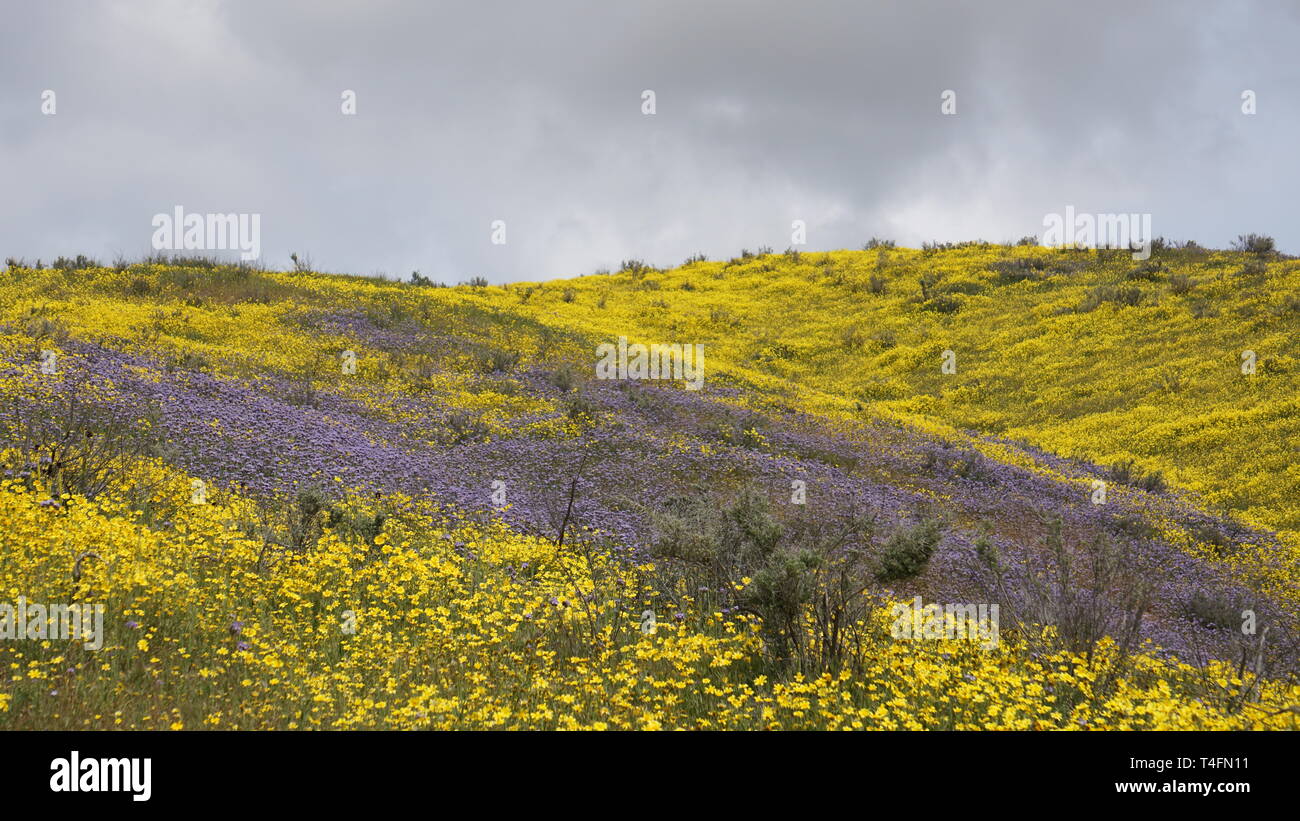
[
  {"xmin": 1079, "ymin": 285, "xmax": 1143, "ymax": 312},
  {"xmin": 1125, "ymin": 261, "xmax": 1165, "ymax": 282},
  {"xmin": 922, "ymin": 295, "xmax": 961, "ymax": 314},
  {"xmin": 446, "ymin": 410, "xmax": 489, "ymax": 444},
  {"xmin": 547, "ymin": 363, "xmax": 580, "ymax": 393},
  {"xmin": 992, "ymin": 257, "xmax": 1047, "ymax": 284},
  {"xmin": 52, "ymin": 254, "xmax": 99, "ymax": 271},
  {"xmin": 1106, "ymin": 459, "xmax": 1166, "ymax": 493},
  {"xmin": 1181, "ymin": 591, "xmax": 1243, "ymax": 630},
  {"xmin": 871, "ymin": 328, "xmax": 897, "ymax": 349},
  {"xmin": 1232, "ymin": 234, "xmax": 1275, "ymax": 255},
  {"xmin": 952, "ymin": 451, "xmax": 995, "ymax": 483},
  {"xmin": 875, "ymin": 516, "xmax": 943, "ymax": 582},
  {"xmin": 619, "ymin": 259, "xmax": 652, "ymax": 278},
  {"xmin": 409, "ymin": 271, "xmax": 445, "ymax": 287}
]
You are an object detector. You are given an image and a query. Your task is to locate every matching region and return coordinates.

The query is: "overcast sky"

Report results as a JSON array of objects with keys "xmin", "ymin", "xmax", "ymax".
[{"xmin": 1, "ymin": 1, "xmax": 1296, "ymax": 283}]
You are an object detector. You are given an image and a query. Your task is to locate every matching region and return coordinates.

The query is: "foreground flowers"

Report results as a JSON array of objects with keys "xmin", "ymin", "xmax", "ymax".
[{"xmin": 0, "ymin": 476, "xmax": 1295, "ymax": 730}]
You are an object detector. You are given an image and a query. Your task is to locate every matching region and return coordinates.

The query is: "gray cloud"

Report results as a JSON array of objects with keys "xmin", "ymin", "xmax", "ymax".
[{"xmin": 1, "ymin": 0, "xmax": 1296, "ymax": 282}]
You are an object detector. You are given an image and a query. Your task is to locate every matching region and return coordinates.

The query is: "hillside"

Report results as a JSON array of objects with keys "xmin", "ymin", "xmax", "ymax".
[{"xmin": 1, "ymin": 245, "xmax": 1298, "ymax": 729}]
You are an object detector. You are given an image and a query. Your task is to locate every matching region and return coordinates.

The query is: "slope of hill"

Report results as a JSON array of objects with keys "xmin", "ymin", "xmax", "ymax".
[
  {"xmin": 0, "ymin": 247, "xmax": 1297, "ymax": 729},
  {"xmin": 492, "ymin": 245, "xmax": 1300, "ymax": 537}
]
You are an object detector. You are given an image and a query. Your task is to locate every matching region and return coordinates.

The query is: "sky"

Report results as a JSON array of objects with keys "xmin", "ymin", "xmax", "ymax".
[{"xmin": 1, "ymin": 0, "xmax": 1296, "ymax": 283}]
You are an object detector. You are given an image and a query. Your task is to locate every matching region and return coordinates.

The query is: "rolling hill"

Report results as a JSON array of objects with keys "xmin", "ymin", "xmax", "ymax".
[{"xmin": 1, "ymin": 243, "xmax": 1297, "ymax": 729}]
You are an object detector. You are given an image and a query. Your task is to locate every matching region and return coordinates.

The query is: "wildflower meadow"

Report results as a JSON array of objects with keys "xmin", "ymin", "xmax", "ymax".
[{"xmin": 1, "ymin": 245, "xmax": 1296, "ymax": 730}]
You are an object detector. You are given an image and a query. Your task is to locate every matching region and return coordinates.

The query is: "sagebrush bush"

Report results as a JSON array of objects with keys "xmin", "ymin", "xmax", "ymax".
[
  {"xmin": 409, "ymin": 271, "xmax": 445, "ymax": 287},
  {"xmin": 922, "ymin": 294, "xmax": 961, "ymax": 314},
  {"xmin": 840, "ymin": 324, "xmax": 866, "ymax": 351},
  {"xmin": 1079, "ymin": 285, "xmax": 1143, "ymax": 312},
  {"xmin": 52, "ymin": 254, "xmax": 99, "ymax": 271},
  {"xmin": 1182, "ymin": 590, "xmax": 1245, "ymax": 630},
  {"xmin": 952, "ymin": 450, "xmax": 996, "ymax": 483},
  {"xmin": 1240, "ymin": 259, "xmax": 1269, "ymax": 277},
  {"xmin": 547, "ymin": 363, "xmax": 580, "ymax": 393},
  {"xmin": 875, "ymin": 515, "xmax": 943, "ymax": 582},
  {"xmin": 1168, "ymin": 273, "xmax": 1195, "ymax": 294},
  {"xmin": 649, "ymin": 485, "xmax": 877, "ymax": 671},
  {"xmin": 1107, "ymin": 459, "xmax": 1167, "ymax": 493},
  {"xmin": 4, "ymin": 379, "xmax": 164, "ymax": 500},
  {"xmin": 979, "ymin": 516, "xmax": 1153, "ymax": 659},
  {"xmin": 992, "ymin": 257, "xmax": 1046, "ymax": 284},
  {"xmin": 1126, "ymin": 260, "xmax": 1165, "ymax": 282},
  {"xmin": 446, "ymin": 409, "xmax": 489, "ymax": 444},
  {"xmin": 1233, "ymin": 234, "xmax": 1275, "ymax": 255},
  {"xmin": 619, "ymin": 259, "xmax": 652, "ymax": 278}
]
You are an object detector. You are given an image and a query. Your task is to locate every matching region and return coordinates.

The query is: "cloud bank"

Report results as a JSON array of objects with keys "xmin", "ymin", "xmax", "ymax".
[{"xmin": 1, "ymin": 0, "xmax": 1296, "ymax": 281}]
